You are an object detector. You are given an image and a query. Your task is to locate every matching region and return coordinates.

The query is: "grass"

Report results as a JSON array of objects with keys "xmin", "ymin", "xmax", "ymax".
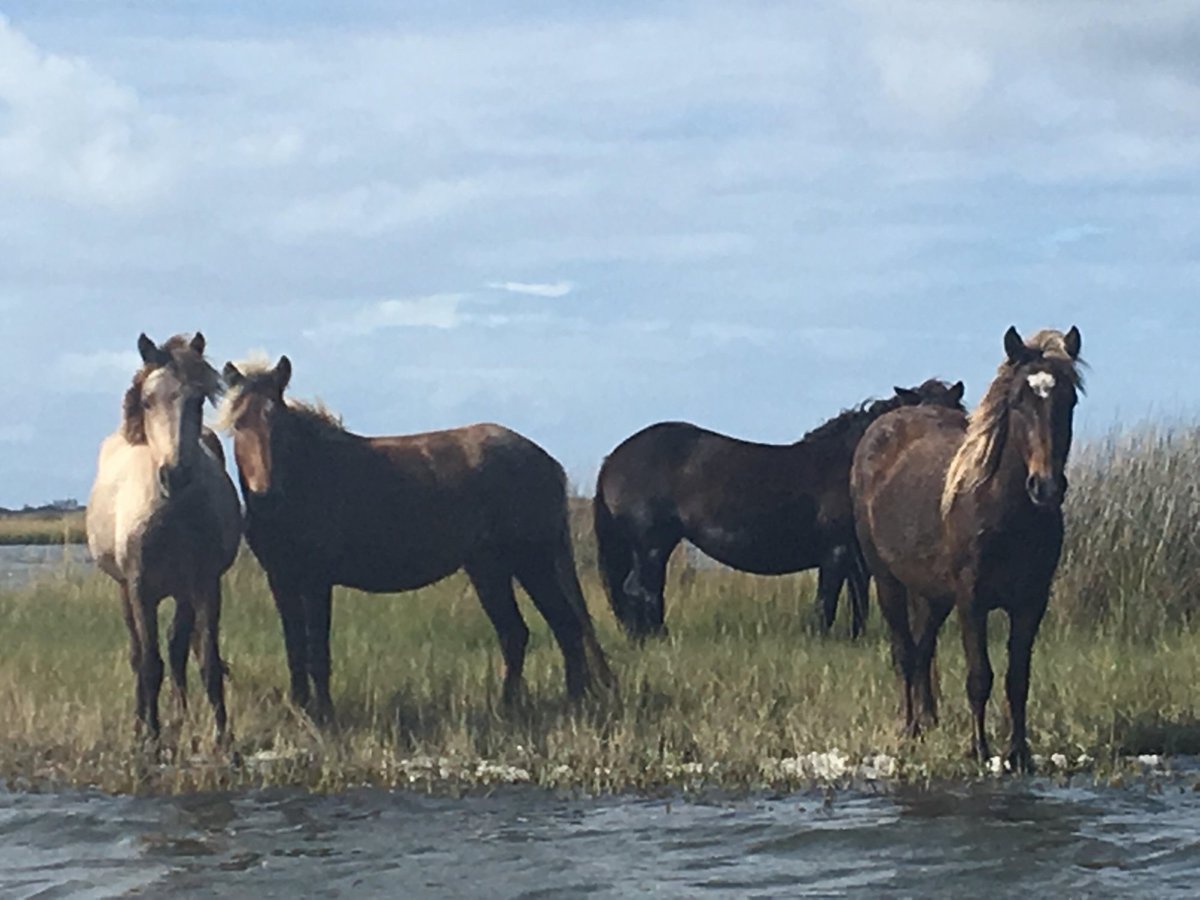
[
  {"xmin": 0, "ymin": 511, "xmax": 86, "ymax": 545},
  {"xmin": 1, "ymin": 425, "xmax": 1198, "ymax": 795}
]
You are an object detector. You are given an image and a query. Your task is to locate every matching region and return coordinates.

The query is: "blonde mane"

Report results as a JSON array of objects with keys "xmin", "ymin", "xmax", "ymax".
[
  {"xmin": 215, "ymin": 356, "xmax": 344, "ymax": 435},
  {"xmin": 941, "ymin": 330, "xmax": 1084, "ymax": 515}
]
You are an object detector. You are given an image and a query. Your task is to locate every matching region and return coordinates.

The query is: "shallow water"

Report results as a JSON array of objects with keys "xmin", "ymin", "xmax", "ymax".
[
  {"xmin": 3, "ymin": 778, "xmax": 1200, "ymax": 898},
  {"xmin": 0, "ymin": 544, "xmax": 91, "ymax": 590}
]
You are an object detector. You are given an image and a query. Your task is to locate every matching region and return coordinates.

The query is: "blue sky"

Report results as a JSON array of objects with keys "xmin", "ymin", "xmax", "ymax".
[{"xmin": 1, "ymin": 1, "xmax": 1198, "ymax": 506}]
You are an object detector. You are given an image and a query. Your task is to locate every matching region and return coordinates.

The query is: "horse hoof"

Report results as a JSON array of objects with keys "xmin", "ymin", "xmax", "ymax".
[{"xmin": 1006, "ymin": 746, "xmax": 1035, "ymax": 774}]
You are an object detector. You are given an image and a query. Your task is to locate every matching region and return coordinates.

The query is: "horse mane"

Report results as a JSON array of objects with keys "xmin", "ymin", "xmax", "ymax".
[
  {"xmin": 941, "ymin": 330, "xmax": 1085, "ymax": 515},
  {"xmin": 122, "ymin": 334, "xmax": 222, "ymax": 445},
  {"xmin": 798, "ymin": 395, "xmax": 908, "ymax": 447},
  {"xmin": 798, "ymin": 380, "xmax": 963, "ymax": 447},
  {"xmin": 215, "ymin": 357, "xmax": 348, "ymax": 440}
]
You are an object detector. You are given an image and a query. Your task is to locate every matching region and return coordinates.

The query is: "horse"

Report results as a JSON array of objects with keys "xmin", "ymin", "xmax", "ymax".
[
  {"xmin": 851, "ymin": 326, "xmax": 1082, "ymax": 772},
  {"xmin": 593, "ymin": 379, "xmax": 966, "ymax": 640},
  {"xmin": 219, "ymin": 355, "xmax": 615, "ymax": 721},
  {"xmin": 86, "ymin": 333, "xmax": 242, "ymax": 743}
]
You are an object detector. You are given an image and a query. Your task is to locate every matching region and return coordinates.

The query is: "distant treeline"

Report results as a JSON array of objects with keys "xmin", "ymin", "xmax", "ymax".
[{"xmin": 0, "ymin": 502, "xmax": 86, "ymax": 545}]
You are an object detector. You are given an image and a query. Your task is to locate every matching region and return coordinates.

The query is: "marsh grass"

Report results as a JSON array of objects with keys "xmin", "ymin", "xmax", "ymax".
[
  {"xmin": 0, "ymin": 425, "xmax": 1197, "ymax": 795},
  {"xmin": 0, "ymin": 512, "xmax": 86, "ymax": 545}
]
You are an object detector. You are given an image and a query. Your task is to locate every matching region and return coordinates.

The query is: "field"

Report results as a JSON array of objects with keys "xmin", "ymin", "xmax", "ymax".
[
  {"xmin": 0, "ymin": 511, "xmax": 86, "ymax": 546},
  {"xmin": 0, "ymin": 425, "xmax": 1198, "ymax": 795}
]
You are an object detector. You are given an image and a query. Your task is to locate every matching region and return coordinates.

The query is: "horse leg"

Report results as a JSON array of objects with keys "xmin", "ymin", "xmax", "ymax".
[
  {"xmin": 302, "ymin": 584, "xmax": 335, "ymax": 724},
  {"xmin": 195, "ymin": 578, "xmax": 229, "ymax": 745},
  {"xmin": 167, "ymin": 599, "xmax": 195, "ymax": 719},
  {"xmin": 874, "ymin": 573, "xmax": 917, "ymax": 736},
  {"xmin": 847, "ymin": 544, "xmax": 870, "ymax": 640},
  {"xmin": 466, "ymin": 558, "xmax": 530, "ymax": 707},
  {"xmin": 958, "ymin": 602, "xmax": 993, "ymax": 763},
  {"xmin": 1005, "ymin": 599, "xmax": 1049, "ymax": 773},
  {"xmin": 268, "ymin": 573, "xmax": 310, "ymax": 710},
  {"xmin": 911, "ymin": 596, "xmax": 952, "ymax": 730},
  {"xmin": 815, "ymin": 545, "xmax": 850, "ymax": 634},
  {"xmin": 119, "ymin": 581, "xmax": 146, "ymax": 732},
  {"xmin": 622, "ymin": 542, "xmax": 673, "ymax": 639},
  {"xmin": 129, "ymin": 583, "xmax": 164, "ymax": 741},
  {"xmin": 517, "ymin": 549, "xmax": 591, "ymax": 701}
]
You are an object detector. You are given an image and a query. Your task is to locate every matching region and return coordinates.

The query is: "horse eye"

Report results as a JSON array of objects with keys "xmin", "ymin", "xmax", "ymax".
[{"xmin": 141, "ymin": 397, "xmax": 153, "ymax": 410}]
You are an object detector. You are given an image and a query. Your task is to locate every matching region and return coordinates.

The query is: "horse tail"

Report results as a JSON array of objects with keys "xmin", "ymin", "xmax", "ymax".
[
  {"xmin": 593, "ymin": 471, "xmax": 634, "ymax": 632},
  {"xmin": 848, "ymin": 534, "xmax": 872, "ymax": 636},
  {"xmin": 551, "ymin": 521, "xmax": 618, "ymax": 694}
]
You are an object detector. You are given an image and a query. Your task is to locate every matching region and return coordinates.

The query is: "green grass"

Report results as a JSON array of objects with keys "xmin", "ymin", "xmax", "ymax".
[
  {"xmin": 0, "ymin": 425, "xmax": 1197, "ymax": 795},
  {"xmin": 0, "ymin": 511, "xmax": 86, "ymax": 545}
]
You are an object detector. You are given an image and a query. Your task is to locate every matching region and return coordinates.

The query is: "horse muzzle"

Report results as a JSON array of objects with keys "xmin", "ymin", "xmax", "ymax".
[
  {"xmin": 157, "ymin": 465, "xmax": 193, "ymax": 498},
  {"xmin": 1026, "ymin": 473, "xmax": 1066, "ymax": 509}
]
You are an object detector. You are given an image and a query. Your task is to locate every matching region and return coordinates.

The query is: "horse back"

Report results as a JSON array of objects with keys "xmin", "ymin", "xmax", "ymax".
[{"xmin": 251, "ymin": 422, "xmax": 568, "ymax": 591}]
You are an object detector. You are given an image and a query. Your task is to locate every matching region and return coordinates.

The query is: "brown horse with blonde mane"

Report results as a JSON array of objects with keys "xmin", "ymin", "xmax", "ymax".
[
  {"xmin": 851, "ymin": 326, "xmax": 1083, "ymax": 771},
  {"xmin": 220, "ymin": 355, "xmax": 615, "ymax": 721},
  {"xmin": 86, "ymin": 333, "xmax": 241, "ymax": 743}
]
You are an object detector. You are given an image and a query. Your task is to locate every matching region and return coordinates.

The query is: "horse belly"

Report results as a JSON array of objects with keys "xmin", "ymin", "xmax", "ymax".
[
  {"xmin": 330, "ymin": 542, "xmax": 462, "ymax": 594},
  {"xmin": 688, "ymin": 520, "xmax": 822, "ymax": 575}
]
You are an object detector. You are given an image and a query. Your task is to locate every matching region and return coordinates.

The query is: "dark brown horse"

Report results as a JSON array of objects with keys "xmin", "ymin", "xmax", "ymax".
[
  {"xmin": 594, "ymin": 379, "xmax": 965, "ymax": 639},
  {"xmin": 851, "ymin": 327, "xmax": 1082, "ymax": 772},
  {"xmin": 220, "ymin": 356, "xmax": 614, "ymax": 721}
]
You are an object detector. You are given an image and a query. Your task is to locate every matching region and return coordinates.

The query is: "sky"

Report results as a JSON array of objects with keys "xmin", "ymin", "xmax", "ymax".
[{"xmin": 1, "ymin": 1, "xmax": 1199, "ymax": 506}]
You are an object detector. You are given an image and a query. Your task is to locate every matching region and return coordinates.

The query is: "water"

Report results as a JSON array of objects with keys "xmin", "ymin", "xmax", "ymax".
[
  {"xmin": 3, "ymin": 780, "xmax": 1200, "ymax": 898},
  {"xmin": 0, "ymin": 545, "xmax": 91, "ymax": 590}
]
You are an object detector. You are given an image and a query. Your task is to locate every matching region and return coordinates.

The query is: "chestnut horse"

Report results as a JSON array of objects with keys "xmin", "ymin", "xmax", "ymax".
[
  {"xmin": 851, "ymin": 326, "xmax": 1083, "ymax": 771},
  {"xmin": 220, "ymin": 356, "xmax": 614, "ymax": 721},
  {"xmin": 86, "ymin": 333, "xmax": 241, "ymax": 742},
  {"xmin": 594, "ymin": 379, "xmax": 965, "ymax": 639}
]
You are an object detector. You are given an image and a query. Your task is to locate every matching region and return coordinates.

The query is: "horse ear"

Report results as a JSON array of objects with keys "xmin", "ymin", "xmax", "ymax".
[
  {"xmin": 894, "ymin": 386, "xmax": 919, "ymax": 403},
  {"xmin": 1064, "ymin": 326, "xmax": 1081, "ymax": 360},
  {"xmin": 222, "ymin": 362, "xmax": 244, "ymax": 388},
  {"xmin": 137, "ymin": 333, "xmax": 168, "ymax": 366},
  {"xmin": 1003, "ymin": 326, "xmax": 1027, "ymax": 364},
  {"xmin": 274, "ymin": 355, "xmax": 292, "ymax": 393},
  {"xmin": 190, "ymin": 332, "xmax": 206, "ymax": 355},
  {"xmin": 949, "ymin": 381, "xmax": 965, "ymax": 404}
]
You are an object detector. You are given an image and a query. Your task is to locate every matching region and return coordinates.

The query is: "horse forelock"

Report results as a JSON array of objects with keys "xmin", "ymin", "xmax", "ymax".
[
  {"xmin": 121, "ymin": 334, "xmax": 221, "ymax": 444},
  {"xmin": 215, "ymin": 357, "xmax": 344, "ymax": 438},
  {"xmin": 941, "ymin": 330, "xmax": 1084, "ymax": 515}
]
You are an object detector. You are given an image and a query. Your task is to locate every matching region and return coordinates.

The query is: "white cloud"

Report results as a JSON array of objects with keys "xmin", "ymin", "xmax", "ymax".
[
  {"xmin": 54, "ymin": 350, "xmax": 140, "ymax": 393},
  {"xmin": 0, "ymin": 16, "xmax": 174, "ymax": 209},
  {"xmin": 487, "ymin": 280, "xmax": 574, "ymax": 298},
  {"xmin": 272, "ymin": 180, "xmax": 486, "ymax": 241},
  {"xmin": 4, "ymin": 2, "xmax": 1200, "ymax": 506},
  {"xmin": 303, "ymin": 294, "xmax": 466, "ymax": 340}
]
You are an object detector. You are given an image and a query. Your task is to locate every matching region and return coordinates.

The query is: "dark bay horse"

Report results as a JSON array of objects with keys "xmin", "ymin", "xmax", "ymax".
[
  {"xmin": 851, "ymin": 327, "xmax": 1082, "ymax": 772},
  {"xmin": 220, "ymin": 356, "xmax": 615, "ymax": 721},
  {"xmin": 594, "ymin": 379, "xmax": 965, "ymax": 639},
  {"xmin": 87, "ymin": 333, "xmax": 242, "ymax": 742}
]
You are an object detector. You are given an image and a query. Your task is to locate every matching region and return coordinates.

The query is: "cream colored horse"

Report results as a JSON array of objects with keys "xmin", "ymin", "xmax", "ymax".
[{"xmin": 86, "ymin": 332, "xmax": 241, "ymax": 742}]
